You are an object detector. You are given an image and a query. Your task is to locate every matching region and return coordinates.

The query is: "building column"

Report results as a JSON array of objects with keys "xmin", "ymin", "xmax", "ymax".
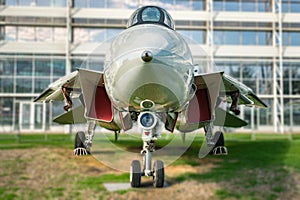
[{"xmin": 272, "ymin": 0, "xmax": 284, "ymax": 133}]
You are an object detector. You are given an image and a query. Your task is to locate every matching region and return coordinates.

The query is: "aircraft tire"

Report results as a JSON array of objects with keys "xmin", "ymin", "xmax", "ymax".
[
  {"xmin": 214, "ymin": 131, "xmax": 225, "ymax": 147},
  {"xmin": 153, "ymin": 160, "xmax": 164, "ymax": 188},
  {"xmin": 74, "ymin": 131, "xmax": 86, "ymax": 149},
  {"xmin": 130, "ymin": 160, "xmax": 141, "ymax": 187}
]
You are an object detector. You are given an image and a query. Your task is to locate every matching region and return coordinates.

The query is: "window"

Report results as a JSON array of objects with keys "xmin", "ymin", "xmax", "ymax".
[
  {"xmin": 6, "ymin": 0, "xmax": 17, "ymax": 5},
  {"xmin": 1, "ymin": 59, "xmax": 14, "ymax": 76},
  {"xmin": 74, "ymin": 0, "xmax": 87, "ymax": 8},
  {"xmin": 213, "ymin": 0, "xmax": 271, "ymax": 12},
  {"xmin": 18, "ymin": 27, "xmax": 35, "ymax": 42},
  {"xmin": 177, "ymin": 30, "xmax": 204, "ymax": 44},
  {"xmin": 214, "ymin": 30, "xmax": 271, "ymax": 45},
  {"xmin": 90, "ymin": 0, "xmax": 104, "ymax": 8},
  {"xmin": 225, "ymin": 31, "xmax": 239, "ymax": 45},
  {"xmin": 34, "ymin": 78, "xmax": 50, "ymax": 93},
  {"xmin": 16, "ymin": 78, "xmax": 32, "ymax": 93},
  {"xmin": 53, "ymin": 60, "xmax": 65, "ymax": 77},
  {"xmin": 4, "ymin": 26, "xmax": 16, "ymax": 41},
  {"xmin": 87, "ymin": 60, "xmax": 104, "ymax": 71},
  {"xmin": 0, "ymin": 78, "xmax": 14, "ymax": 93},
  {"xmin": 242, "ymin": 31, "xmax": 256, "ymax": 45},
  {"xmin": 290, "ymin": 32, "xmax": 300, "ymax": 46},
  {"xmin": 282, "ymin": 0, "xmax": 300, "ymax": 13},
  {"xmin": 53, "ymin": 0, "xmax": 66, "ymax": 7},
  {"xmin": 241, "ymin": 1, "xmax": 255, "ymax": 12},
  {"xmin": 225, "ymin": 1, "xmax": 239, "ymax": 11},
  {"xmin": 36, "ymin": 0, "xmax": 50, "ymax": 7},
  {"xmin": 54, "ymin": 28, "xmax": 66, "ymax": 42},
  {"xmin": 17, "ymin": 27, "xmax": 35, "ymax": 42},
  {"xmin": 36, "ymin": 27, "xmax": 53, "ymax": 42},
  {"xmin": 0, "ymin": 98, "xmax": 13, "ymax": 125},
  {"xmin": 71, "ymin": 59, "xmax": 84, "ymax": 72},
  {"xmin": 283, "ymin": 32, "xmax": 300, "ymax": 46},
  {"xmin": 35, "ymin": 60, "xmax": 51, "ymax": 76},
  {"xmin": 73, "ymin": 28, "xmax": 122, "ymax": 43},
  {"xmin": 19, "ymin": 0, "xmax": 34, "ymax": 6},
  {"xmin": 4, "ymin": 26, "xmax": 66, "ymax": 42},
  {"xmin": 292, "ymin": 81, "xmax": 300, "ymax": 94},
  {"xmin": 74, "ymin": 0, "xmax": 138, "ymax": 9},
  {"xmin": 17, "ymin": 60, "xmax": 32, "ymax": 76},
  {"xmin": 259, "ymin": 99, "xmax": 273, "ymax": 125},
  {"xmin": 214, "ymin": 31, "xmax": 224, "ymax": 45},
  {"xmin": 192, "ymin": 0, "xmax": 203, "ymax": 10},
  {"xmin": 258, "ymin": 31, "xmax": 271, "ymax": 45},
  {"xmin": 6, "ymin": 0, "xmax": 66, "ymax": 7},
  {"xmin": 214, "ymin": 1, "xmax": 223, "ymax": 11}
]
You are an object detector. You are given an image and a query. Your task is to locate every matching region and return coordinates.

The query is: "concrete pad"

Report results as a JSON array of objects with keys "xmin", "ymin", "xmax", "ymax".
[
  {"xmin": 103, "ymin": 182, "xmax": 169, "ymax": 191},
  {"xmin": 103, "ymin": 183, "xmax": 131, "ymax": 192}
]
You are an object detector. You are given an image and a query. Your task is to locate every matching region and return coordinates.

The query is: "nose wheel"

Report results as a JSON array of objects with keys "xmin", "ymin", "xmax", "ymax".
[
  {"xmin": 153, "ymin": 160, "xmax": 164, "ymax": 188},
  {"xmin": 130, "ymin": 159, "xmax": 165, "ymax": 188},
  {"xmin": 130, "ymin": 160, "xmax": 141, "ymax": 187}
]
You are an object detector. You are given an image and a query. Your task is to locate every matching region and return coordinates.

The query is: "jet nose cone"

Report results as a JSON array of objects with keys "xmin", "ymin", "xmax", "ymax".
[{"xmin": 141, "ymin": 51, "xmax": 153, "ymax": 62}]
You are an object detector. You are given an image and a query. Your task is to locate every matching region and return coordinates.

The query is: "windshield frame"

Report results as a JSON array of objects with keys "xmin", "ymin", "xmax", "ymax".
[{"xmin": 127, "ymin": 6, "xmax": 175, "ymax": 30}]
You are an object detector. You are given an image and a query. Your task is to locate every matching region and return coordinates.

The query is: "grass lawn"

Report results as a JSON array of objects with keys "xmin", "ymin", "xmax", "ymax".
[{"xmin": 0, "ymin": 132, "xmax": 300, "ymax": 200}]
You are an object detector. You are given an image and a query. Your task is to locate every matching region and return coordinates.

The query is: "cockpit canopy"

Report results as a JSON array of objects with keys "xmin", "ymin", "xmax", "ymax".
[{"xmin": 127, "ymin": 6, "xmax": 175, "ymax": 30}]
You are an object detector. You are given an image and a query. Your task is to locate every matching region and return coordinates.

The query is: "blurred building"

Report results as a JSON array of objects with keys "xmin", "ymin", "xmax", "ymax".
[{"xmin": 0, "ymin": 0, "xmax": 299, "ymax": 133}]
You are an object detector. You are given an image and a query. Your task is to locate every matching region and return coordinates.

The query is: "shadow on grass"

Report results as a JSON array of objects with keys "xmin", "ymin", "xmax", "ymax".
[{"xmin": 173, "ymin": 139, "xmax": 297, "ymax": 200}]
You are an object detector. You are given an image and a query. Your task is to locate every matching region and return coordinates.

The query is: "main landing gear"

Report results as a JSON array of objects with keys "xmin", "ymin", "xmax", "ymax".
[
  {"xmin": 130, "ymin": 110, "xmax": 165, "ymax": 188},
  {"xmin": 204, "ymin": 122, "xmax": 228, "ymax": 156},
  {"xmin": 73, "ymin": 120, "xmax": 96, "ymax": 156}
]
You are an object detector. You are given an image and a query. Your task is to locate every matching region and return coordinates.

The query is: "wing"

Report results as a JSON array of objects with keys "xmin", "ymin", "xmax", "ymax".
[
  {"xmin": 222, "ymin": 74, "xmax": 267, "ymax": 108},
  {"xmin": 187, "ymin": 71, "xmax": 264, "ymax": 129},
  {"xmin": 33, "ymin": 69, "xmax": 115, "ymax": 125},
  {"xmin": 34, "ymin": 71, "xmax": 81, "ymax": 103}
]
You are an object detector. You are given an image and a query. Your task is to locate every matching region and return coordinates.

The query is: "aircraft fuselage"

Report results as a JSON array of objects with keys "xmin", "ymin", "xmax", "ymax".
[{"xmin": 104, "ymin": 24, "xmax": 194, "ymax": 112}]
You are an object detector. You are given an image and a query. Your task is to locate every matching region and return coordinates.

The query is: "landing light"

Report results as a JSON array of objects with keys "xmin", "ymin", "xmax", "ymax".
[
  {"xmin": 140, "ymin": 99, "xmax": 155, "ymax": 110},
  {"xmin": 138, "ymin": 112, "xmax": 157, "ymax": 130}
]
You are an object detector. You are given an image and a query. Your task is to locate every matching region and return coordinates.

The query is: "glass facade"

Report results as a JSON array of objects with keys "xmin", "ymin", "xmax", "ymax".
[
  {"xmin": 214, "ymin": 0, "xmax": 272, "ymax": 12},
  {"xmin": 73, "ymin": 28, "xmax": 122, "ymax": 43},
  {"xmin": 6, "ymin": 0, "xmax": 67, "ymax": 7},
  {"xmin": 0, "ymin": 57, "xmax": 65, "ymax": 93},
  {"xmin": 0, "ymin": 0, "xmax": 299, "ymax": 132},
  {"xmin": 214, "ymin": 31, "xmax": 272, "ymax": 45}
]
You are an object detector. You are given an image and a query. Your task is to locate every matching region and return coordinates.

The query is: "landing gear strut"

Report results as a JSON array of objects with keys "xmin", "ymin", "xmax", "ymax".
[{"xmin": 130, "ymin": 110, "xmax": 165, "ymax": 188}]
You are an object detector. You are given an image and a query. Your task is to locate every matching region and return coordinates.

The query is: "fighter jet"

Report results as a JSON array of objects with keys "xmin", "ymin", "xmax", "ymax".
[{"xmin": 34, "ymin": 6, "xmax": 267, "ymax": 188}]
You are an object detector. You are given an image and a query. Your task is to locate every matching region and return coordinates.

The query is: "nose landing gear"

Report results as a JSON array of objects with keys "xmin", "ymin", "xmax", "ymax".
[{"xmin": 130, "ymin": 111, "xmax": 165, "ymax": 188}]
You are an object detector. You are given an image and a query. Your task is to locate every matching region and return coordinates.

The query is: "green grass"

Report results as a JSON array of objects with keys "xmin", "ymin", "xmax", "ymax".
[
  {"xmin": 77, "ymin": 173, "xmax": 130, "ymax": 190},
  {"xmin": 169, "ymin": 134, "xmax": 300, "ymax": 200},
  {"xmin": 0, "ymin": 133, "xmax": 73, "ymax": 149},
  {"xmin": 1, "ymin": 132, "xmax": 300, "ymax": 199}
]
